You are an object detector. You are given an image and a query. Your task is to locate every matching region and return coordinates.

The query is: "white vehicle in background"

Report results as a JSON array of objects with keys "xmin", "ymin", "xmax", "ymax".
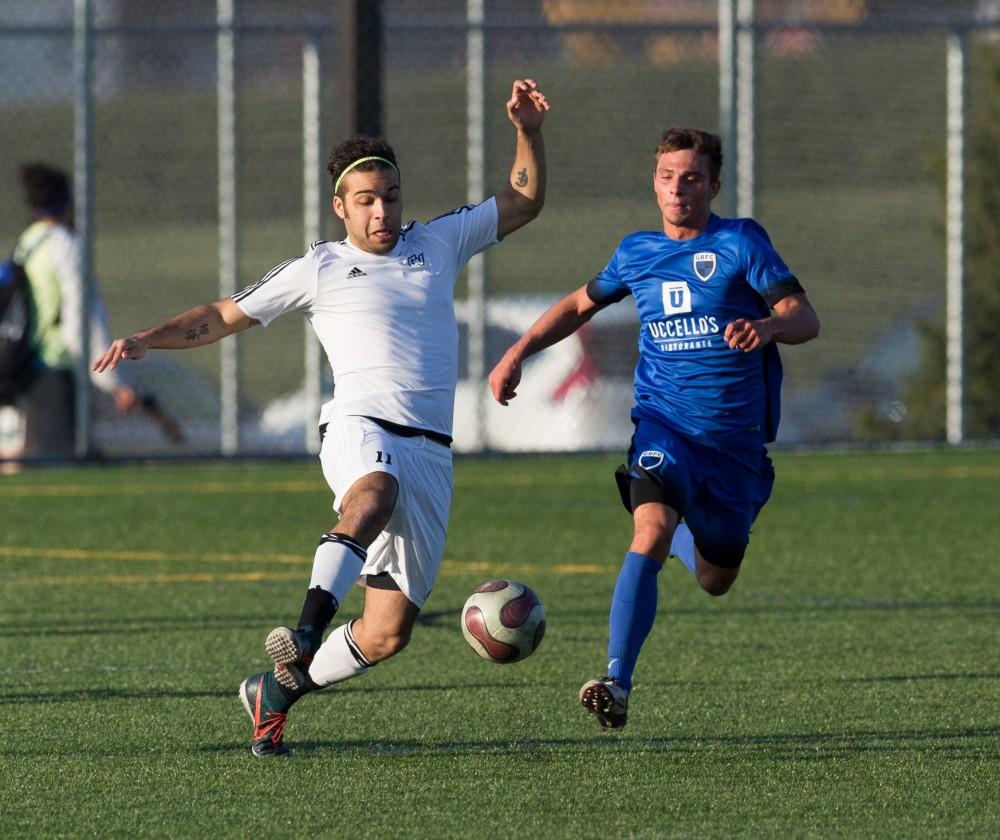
[{"xmin": 450, "ymin": 296, "xmax": 637, "ymax": 452}]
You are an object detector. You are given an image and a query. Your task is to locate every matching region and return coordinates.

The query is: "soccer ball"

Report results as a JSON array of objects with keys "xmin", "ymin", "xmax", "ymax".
[{"xmin": 460, "ymin": 579, "xmax": 546, "ymax": 663}]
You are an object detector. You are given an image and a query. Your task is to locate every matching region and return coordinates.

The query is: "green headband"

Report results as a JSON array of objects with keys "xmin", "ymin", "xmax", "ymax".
[{"xmin": 334, "ymin": 155, "xmax": 399, "ymax": 195}]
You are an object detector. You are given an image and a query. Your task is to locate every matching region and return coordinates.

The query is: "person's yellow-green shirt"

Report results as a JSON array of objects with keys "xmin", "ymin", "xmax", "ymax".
[{"xmin": 15, "ymin": 219, "xmax": 124, "ymax": 390}]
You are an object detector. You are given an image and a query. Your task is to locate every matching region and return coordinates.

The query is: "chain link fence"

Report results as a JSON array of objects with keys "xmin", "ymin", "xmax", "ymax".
[{"xmin": 1, "ymin": 0, "xmax": 997, "ymax": 459}]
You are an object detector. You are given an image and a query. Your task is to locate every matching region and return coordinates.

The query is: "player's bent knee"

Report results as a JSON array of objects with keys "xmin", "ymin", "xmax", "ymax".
[
  {"xmin": 697, "ymin": 567, "xmax": 739, "ymax": 597},
  {"xmin": 695, "ymin": 537, "xmax": 745, "ymax": 595},
  {"xmin": 364, "ymin": 630, "xmax": 411, "ymax": 663}
]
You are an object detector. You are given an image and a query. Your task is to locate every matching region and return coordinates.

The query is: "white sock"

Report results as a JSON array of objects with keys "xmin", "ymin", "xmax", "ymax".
[
  {"xmin": 309, "ymin": 620, "xmax": 373, "ymax": 687},
  {"xmin": 309, "ymin": 533, "xmax": 367, "ymax": 608},
  {"xmin": 670, "ymin": 523, "xmax": 697, "ymax": 574}
]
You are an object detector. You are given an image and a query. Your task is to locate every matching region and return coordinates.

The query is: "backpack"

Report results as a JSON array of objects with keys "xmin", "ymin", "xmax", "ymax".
[{"xmin": 0, "ymin": 233, "xmax": 50, "ymax": 405}]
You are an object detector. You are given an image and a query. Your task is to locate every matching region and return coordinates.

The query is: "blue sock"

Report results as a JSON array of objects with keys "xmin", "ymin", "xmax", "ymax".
[{"xmin": 606, "ymin": 552, "xmax": 662, "ymax": 692}]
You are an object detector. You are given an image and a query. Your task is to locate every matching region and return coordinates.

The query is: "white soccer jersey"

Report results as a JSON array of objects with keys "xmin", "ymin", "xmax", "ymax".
[{"xmin": 233, "ymin": 198, "xmax": 499, "ymax": 438}]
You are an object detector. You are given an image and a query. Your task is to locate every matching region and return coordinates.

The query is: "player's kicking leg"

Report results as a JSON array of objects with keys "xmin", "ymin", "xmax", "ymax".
[
  {"xmin": 238, "ymin": 464, "xmax": 396, "ymax": 756},
  {"xmin": 266, "ymin": 469, "xmax": 396, "ymax": 686},
  {"xmin": 240, "ymin": 585, "xmax": 418, "ymax": 757},
  {"xmin": 264, "ymin": 530, "xmax": 369, "ymax": 692}
]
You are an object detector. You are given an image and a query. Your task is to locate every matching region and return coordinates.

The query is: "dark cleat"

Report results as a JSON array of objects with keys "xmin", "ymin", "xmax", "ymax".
[
  {"xmin": 239, "ymin": 671, "xmax": 292, "ymax": 758},
  {"xmin": 579, "ymin": 677, "xmax": 629, "ymax": 730},
  {"xmin": 265, "ymin": 626, "xmax": 316, "ymax": 692}
]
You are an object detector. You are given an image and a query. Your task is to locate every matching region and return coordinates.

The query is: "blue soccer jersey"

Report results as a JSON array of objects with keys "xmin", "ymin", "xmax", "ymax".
[{"xmin": 587, "ymin": 214, "xmax": 803, "ymax": 451}]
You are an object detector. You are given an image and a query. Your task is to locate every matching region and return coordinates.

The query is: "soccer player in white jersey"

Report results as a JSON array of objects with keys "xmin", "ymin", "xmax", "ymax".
[{"xmin": 94, "ymin": 79, "xmax": 550, "ymax": 757}]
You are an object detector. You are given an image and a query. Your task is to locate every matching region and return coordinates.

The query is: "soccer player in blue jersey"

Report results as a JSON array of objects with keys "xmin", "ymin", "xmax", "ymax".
[{"xmin": 489, "ymin": 128, "xmax": 820, "ymax": 730}]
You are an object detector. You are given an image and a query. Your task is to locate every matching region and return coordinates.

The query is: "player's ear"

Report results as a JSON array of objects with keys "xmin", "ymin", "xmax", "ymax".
[
  {"xmin": 709, "ymin": 180, "xmax": 721, "ymax": 200},
  {"xmin": 332, "ymin": 195, "xmax": 346, "ymax": 220}
]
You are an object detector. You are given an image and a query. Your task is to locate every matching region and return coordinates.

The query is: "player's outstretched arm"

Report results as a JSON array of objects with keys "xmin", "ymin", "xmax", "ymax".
[
  {"xmin": 92, "ymin": 297, "xmax": 257, "ymax": 373},
  {"xmin": 489, "ymin": 285, "xmax": 604, "ymax": 405},
  {"xmin": 724, "ymin": 292, "xmax": 820, "ymax": 352},
  {"xmin": 495, "ymin": 79, "xmax": 550, "ymax": 240}
]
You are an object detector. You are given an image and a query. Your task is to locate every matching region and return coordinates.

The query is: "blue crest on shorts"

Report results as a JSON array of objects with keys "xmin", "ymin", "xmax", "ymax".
[{"xmin": 693, "ymin": 252, "xmax": 717, "ymax": 281}]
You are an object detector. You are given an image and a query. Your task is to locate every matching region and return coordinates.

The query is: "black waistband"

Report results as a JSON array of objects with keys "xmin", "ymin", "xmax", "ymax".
[{"xmin": 318, "ymin": 417, "xmax": 452, "ymax": 448}]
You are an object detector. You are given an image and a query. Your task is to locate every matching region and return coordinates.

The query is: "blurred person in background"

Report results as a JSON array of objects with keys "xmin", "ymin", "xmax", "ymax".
[
  {"xmin": 94, "ymin": 79, "xmax": 550, "ymax": 758},
  {"xmin": 0, "ymin": 163, "xmax": 137, "ymax": 465},
  {"xmin": 489, "ymin": 127, "xmax": 819, "ymax": 732}
]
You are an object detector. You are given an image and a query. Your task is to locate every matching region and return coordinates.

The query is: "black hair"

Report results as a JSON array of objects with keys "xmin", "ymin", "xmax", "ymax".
[
  {"xmin": 19, "ymin": 162, "xmax": 72, "ymax": 215},
  {"xmin": 327, "ymin": 136, "xmax": 399, "ymax": 196}
]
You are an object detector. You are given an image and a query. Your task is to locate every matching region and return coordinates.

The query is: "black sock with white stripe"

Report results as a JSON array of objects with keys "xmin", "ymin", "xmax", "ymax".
[
  {"xmin": 298, "ymin": 532, "xmax": 368, "ymax": 649},
  {"xmin": 296, "ymin": 586, "xmax": 337, "ymax": 650}
]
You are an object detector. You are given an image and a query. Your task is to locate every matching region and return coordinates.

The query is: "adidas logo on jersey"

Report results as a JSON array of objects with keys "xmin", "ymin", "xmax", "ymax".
[{"xmin": 346, "ymin": 266, "xmax": 367, "ymax": 278}]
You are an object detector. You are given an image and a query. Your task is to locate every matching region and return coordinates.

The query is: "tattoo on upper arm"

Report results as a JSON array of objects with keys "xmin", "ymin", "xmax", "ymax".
[
  {"xmin": 185, "ymin": 323, "xmax": 209, "ymax": 342},
  {"xmin": 516, "ymin": 168, "xmax": 528, "ymax": 187}
]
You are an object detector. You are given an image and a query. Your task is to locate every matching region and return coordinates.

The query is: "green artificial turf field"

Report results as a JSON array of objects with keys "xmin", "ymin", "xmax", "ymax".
[{"xmin": 1, "ymin": 448, "xmax": 998, "ymax": 838}]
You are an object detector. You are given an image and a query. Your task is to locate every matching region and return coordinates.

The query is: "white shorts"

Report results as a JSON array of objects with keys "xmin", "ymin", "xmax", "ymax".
[{"xmin": 318, "ymin": 415, "xmax": 453, "ymax": 608}]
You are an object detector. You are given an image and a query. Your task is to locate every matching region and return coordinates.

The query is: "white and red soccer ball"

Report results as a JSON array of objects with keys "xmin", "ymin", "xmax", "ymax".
[{"xmin": 460, "ymin": 579, "xmax": 546, "ymax": 663}]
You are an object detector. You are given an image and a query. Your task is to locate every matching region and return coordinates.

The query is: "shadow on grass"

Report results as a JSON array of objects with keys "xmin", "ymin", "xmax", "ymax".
[
  {"xmin": 0, "ymin": 687, "xmax": 237, "ymax": 704},
  {"xmin": 6, "ymin": 595, "xmax": 997, "ymax": 642},
  {"xmin": 838, "ymin": 672, "xmax": 1000, "ymax": 684},
  {"xmin": 198, "ymin": 724, "xmax": 1000, "ymax": 761},
  {"xmin": 0, "ymin": 680, "xmax": 560, "ymax": 705},
  {"xmin": 0, "ymin": 608, "xmax": 463, "ymax": 639},
  {"xmin": 5, "ymin": 669, "xmax": 1000, "ymax": 706}
]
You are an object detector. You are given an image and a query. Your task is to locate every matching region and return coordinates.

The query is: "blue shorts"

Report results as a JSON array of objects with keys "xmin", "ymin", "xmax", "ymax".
[{"xmin": 619, "ymin": 413, "xmax": 774, "ymax": 568}]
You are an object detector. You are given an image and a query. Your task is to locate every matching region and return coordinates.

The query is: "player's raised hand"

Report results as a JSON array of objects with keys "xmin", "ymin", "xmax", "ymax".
[
  {"xmin": 488, "ymin": 352, "xmax": 523, "ymax": 406},
  {"xmin": 506, "ymin": 79, "xmax": 550, "ymax": 133},
  {"xmin": 93, "ymin": 336, "xmax": 147, "ymax": 373}
]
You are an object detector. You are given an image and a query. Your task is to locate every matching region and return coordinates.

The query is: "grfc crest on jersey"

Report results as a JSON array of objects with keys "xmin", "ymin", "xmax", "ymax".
[
  {"xmin": 693, "ymin": 252, "xmax": 717, "ymax": 281},
  {"xmin": 661, "ymin": 281, "xmax": 692, "ymax": 316},
  {"xmin": 638, "ymin": 449, "xmax": 665, "ymax": 470}
]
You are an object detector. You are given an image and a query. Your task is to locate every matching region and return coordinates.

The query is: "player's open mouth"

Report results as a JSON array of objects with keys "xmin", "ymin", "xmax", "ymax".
[{"xmin": 371, "ymin": 229, "xmax": 393, "ymax": 241}]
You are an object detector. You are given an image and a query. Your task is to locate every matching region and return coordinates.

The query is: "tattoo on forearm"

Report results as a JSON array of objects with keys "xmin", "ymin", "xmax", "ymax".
[
  {"xmin": 516, "ymin": 168, "xmax": 528, "ymax": 187},
  {"xmin": 185, "ymin": 323, "xmax": 209, "ymax": 342}
]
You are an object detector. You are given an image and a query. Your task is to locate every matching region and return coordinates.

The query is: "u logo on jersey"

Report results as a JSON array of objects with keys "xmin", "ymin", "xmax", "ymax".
[
  {"xmin": 693, "ymin": 252, "xmax": 717, "ymax": 281},
  {"xmin": 661, "ymin": 281, "xmax": 692, "ymax": 316}
]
